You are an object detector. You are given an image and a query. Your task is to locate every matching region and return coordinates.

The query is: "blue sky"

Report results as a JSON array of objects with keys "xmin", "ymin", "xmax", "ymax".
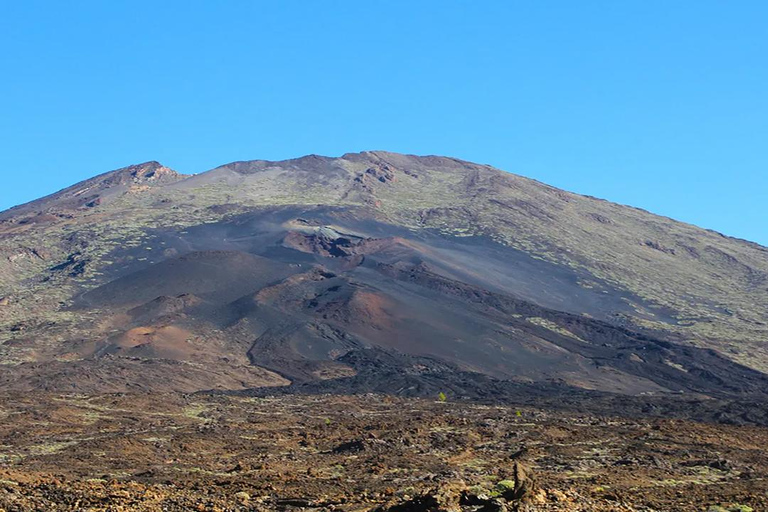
[{"xmin": 1, "ymin": 1, "xmax": 766, "ymax": 244}]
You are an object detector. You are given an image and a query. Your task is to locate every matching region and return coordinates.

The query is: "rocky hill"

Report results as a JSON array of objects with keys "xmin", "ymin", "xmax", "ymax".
[{"xmin": 1, "ymin": 151, "xmax": 766, "ymax": 396}]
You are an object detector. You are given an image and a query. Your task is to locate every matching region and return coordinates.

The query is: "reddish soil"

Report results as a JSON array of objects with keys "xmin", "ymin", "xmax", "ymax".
[{"xmin": 0, "ymin": 393, "xmax": 765, "ymax": 511}]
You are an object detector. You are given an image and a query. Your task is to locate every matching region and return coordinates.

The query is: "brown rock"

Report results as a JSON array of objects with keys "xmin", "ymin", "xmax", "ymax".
[
  {"xmin": 502, "ymin": 462, "xmax": 537, "ymax": 502},
  {"xmin": 375, "ymin": 481, "xmax": 466, "ymax": 512},
  {"xmin": 547, "ymin": 489, "xmax": 568, "ymax": 502},
  {"xmin": 433, "ymin": 481, "xmax": 467, "ymax": 512},
  {"xmin": 234, "ymin": 491, "xmax": 250, "ymax": 504}
]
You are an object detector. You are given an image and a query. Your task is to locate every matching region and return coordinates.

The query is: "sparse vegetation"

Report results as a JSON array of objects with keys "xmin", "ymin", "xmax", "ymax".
[{"xmin": 0, "ymin": 393, "xmax": 763, "ymax": 511}]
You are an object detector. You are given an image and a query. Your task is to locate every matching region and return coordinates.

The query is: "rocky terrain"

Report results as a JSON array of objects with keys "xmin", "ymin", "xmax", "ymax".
[
  {"xmin": 1, "ymin": 152, "xmax": 767, "ymax": 510},
  {"xmin": 0, "ymin": 393, "xmax": 765, "ymax": 512}
]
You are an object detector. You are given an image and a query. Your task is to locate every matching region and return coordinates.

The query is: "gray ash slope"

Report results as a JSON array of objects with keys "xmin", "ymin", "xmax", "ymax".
[{"xmin": 0, "ymin": 152, "xmax": 767, "ymax": 400}]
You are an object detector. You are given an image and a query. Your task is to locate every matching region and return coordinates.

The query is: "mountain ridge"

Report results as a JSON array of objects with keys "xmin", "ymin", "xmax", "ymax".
[{"xmin": 4, "ymin": 151, "xmax": 766, "ymax": 250}]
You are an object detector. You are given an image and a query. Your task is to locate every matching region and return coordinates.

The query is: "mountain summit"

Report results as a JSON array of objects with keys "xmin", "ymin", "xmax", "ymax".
[{"xmin": 1, "ymin": 152, "xmax": 766, "ymax": 396}]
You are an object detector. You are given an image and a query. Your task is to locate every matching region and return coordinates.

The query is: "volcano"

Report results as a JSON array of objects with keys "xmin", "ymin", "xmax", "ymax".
[{"xmin": 1, "ymin": 152, "xmax": 766, "ymax": 398}]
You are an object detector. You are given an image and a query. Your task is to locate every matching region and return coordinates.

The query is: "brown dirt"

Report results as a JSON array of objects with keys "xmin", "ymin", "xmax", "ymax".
[{"xmin": 0, "ymin": 393, "xmax": 765, "ymax": 511}]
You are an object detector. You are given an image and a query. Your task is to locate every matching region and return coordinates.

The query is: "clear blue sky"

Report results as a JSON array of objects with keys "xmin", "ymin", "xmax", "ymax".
[{"xmin": 1, "ymin": 1, "xmax": 766, "ymax": 245}]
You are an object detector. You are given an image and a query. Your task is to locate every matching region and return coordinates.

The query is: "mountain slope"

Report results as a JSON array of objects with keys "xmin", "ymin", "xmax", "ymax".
[{"xmin": 0, "ymin": 151, "xmax": 766, "ymax": 395}]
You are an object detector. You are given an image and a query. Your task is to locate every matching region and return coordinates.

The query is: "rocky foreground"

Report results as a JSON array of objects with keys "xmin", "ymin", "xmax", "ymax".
[{"xmin": 0, "ymin": 393, "xmax": 764, "ymax": 511}]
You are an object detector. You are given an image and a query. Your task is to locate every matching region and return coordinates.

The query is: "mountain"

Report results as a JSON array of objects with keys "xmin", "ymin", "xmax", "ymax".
[{"xmin": 1, "ymin": 151, "xmax": 767, "ymax": 397}]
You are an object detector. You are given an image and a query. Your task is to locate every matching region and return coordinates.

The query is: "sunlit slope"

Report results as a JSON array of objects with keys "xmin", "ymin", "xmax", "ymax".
[{"xmin": 0, "ymin": 152, "xmax": 766, "ymax": 393}]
